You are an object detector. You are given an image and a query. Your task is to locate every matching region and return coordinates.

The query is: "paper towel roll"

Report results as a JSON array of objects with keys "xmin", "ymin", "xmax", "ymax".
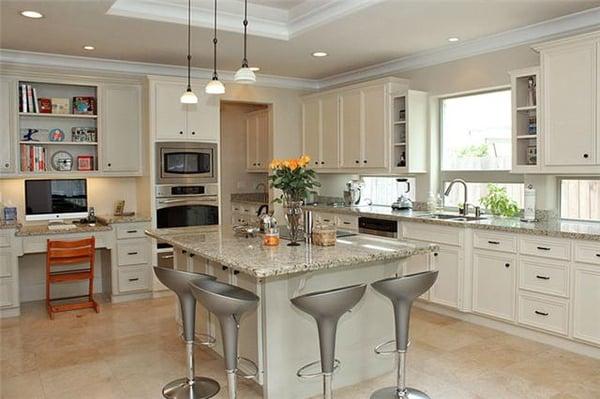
[{"xmin": 523, "ymin": 185, "xmax": 536, "ymax": 222}]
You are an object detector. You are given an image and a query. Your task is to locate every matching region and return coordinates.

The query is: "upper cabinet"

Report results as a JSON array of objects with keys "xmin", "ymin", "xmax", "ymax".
[
  {"xmin": 246, "ymin": 109, "xmax": 270, "ymax": 172},
  {"xmin": 0, "ymin": 77, "xmax": 16, "ymax": 175},
  {"xmin": 534, "ymin": 33, "xmax": 600, "ymax": 174},
  {"xmin": 302, "ymin": 77, "xmax": 427, "ymax": 173},
  {"xmin": 150, "ymin": 79, "xmax": 219, "ymax": 142},
  {"xmin": 510, "ymin": 67, "xmax": 541, "ymax": 173}
]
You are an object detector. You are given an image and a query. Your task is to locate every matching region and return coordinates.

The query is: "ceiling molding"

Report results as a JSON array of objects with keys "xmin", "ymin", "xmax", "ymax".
[
  {"xmin": 316, "ymin": 6, "xmax": 600, "ymax": 89},
  {"xmin": 0, "ymin": 49, "xmax": 319, "ymax": 91}
]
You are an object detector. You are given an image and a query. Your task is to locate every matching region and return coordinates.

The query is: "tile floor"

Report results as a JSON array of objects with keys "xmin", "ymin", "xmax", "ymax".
[{"xmin": 1, "ymin": 296, "xmax": 599, "ymax": 399}]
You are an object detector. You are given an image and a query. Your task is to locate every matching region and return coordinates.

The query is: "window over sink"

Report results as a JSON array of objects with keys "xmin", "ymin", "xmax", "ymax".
[
  {"xmin": 560, "ymin": 178, "xmax": 600, "ymax": 222},
  {"xmin": 361, "ymin": 176, "xmax": 416, "ymax": 207}
]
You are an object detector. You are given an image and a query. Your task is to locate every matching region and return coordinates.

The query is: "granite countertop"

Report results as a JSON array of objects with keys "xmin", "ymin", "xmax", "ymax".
[
  {"xmin": 16, "ymin": 223, "xmax": 113, "ymax": 237},
  {"xmin": 307, "ymin": 204, "xmax": 600, "ymax": 242},
  {"xmin": 145, "ymin": 225, "xmax": 437, "ymax": 279},
  {"xmin": 96, "ymin": 214, "xmax": 152, "ymax": 224},
  {"xmin": 231, "ymin": 193, "xmax": 269, "ymax": 206},
  {"xmin": 0, "ymin": 220, "xmax": 21, "ymax": 230}
]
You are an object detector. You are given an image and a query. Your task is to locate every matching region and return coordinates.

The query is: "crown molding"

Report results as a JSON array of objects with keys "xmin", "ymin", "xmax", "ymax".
[
  {"xmin": 316, "ymin": 6, "xmax": 600, "ymax": 89},
  {"xmin": 0, "ymin": 49, "xmax": 319, "ymax": 91}
]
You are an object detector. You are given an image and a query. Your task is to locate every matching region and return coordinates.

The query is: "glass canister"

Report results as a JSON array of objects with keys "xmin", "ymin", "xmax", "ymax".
[{"xmin": 262, "ymin": 214, "xmax": 280, "ymax": 246}]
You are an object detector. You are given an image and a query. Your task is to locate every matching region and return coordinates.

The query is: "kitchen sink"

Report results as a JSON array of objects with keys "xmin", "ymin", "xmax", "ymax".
[{"xmin": 417, "ymin": 214, "xmax": 487, "ymax": 222}]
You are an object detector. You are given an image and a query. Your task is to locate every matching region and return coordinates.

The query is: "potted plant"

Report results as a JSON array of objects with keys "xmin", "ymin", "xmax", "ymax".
[
  {"xmin": 479, "ymin": 184, "xmax": 520, "ymax": 217},
  {"xmin": 268, "ymin": 155, "xmax": 320, "ymax": 246}
]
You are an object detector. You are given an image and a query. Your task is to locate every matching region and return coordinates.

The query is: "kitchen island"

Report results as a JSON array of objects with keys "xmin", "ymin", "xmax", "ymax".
[{"xmin": 146, "ymin": 226, "xmax": 437, "ymax": 399}]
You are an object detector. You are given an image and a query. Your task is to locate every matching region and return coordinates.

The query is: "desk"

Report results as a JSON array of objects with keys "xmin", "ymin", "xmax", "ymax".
[{"xmin": 0, "ymin": 216, "xmax": 152, "ymax": 318}]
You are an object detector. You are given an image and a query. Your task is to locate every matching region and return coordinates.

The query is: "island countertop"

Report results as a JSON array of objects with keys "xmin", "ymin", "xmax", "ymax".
[{"xmin": 145, "ymin": 226, "xmax": 437, "ymax": 278}]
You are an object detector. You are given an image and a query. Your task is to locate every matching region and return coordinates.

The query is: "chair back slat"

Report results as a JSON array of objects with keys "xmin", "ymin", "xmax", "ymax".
[{"xmin": 48, "ymin": 246, "xmax": 94, "ymax": 261}]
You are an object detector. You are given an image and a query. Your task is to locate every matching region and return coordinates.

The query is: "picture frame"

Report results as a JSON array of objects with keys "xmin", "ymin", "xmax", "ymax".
[
  {"xmin": 51, "ymin": 98, "xmax": 69, "ymax": 114},
  {"xmin": 73, "ymin": 96, "xmax": 96, "ymax": 115},
  {"xmin": 77, "ymin": 155, "xmax": 94, "ymax": 171},
  {"xmin": 114, "ymin": 200, "xmax": 125, "ymax": 216}
]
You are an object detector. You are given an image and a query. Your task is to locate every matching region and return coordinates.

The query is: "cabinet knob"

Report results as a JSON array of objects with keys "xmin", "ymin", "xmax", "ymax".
[
  {"xmin": 321, "ymin": 161, "xmax": 325, "ymax": 165},
  {"xmin": 505, "ymin": 263, "xmax": 510, "ymax": 268},
  {"xmin": 363, "ymin": 160, "xmax": 367, "ymax": 164},
  {"xmin": 233, "ymin": 270, "xmax": 240, "ymax": 275},
  {"xmin": 222, "ymin": 266, "xmax": 228, "ymax": 271},
  {"xmin": 583, "ymin": 153, "xmax": 589, "ymax": 159},
  {"xmin": 433, "ymin": 252, "xmax": 439, "ymax": 257},
  {"xmin": 355, "ymin": 160, "xmax": 359, "ymax": 164},
  {"xmin": 315, "ymin": 161, "xmax": 318, "ymax": 165},
  {"xmin": 107, "ymin": 163, "xmax": 111, "ymax": 167},
  {"xmin": 179, "ymin": 131, "xmax": 184, "ymax": 135},
  {"xmin": 191, "ymin": 131, "xmax": 196, "ymax": 135},
  {"xmin": 257, "ymin": 163, "xmax": 261, "ymax": 166},
  {"xmin": 4, "ymin": 162, "xmax": 9, "ymax": 168}
]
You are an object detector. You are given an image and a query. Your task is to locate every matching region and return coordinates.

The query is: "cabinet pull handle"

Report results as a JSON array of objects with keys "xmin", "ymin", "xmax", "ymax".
[
  {"xmin": 596, "ymin": 254, "xmax": 600, "ymax": 257},
  {"xmin": 222, "ymin": 266, "xmax": 228, "ymax": 271},
  {"xmin": 535, "ymin": 275, "xmax": 550, "ymax": 280},
  {"xmin": 343, "ymin": 221, "xmax": 351, "ymax": 225},
  {"xmin": 128, "ymin": 278, "xmax": 139, "ymax": 282},
  {"xmin": 126, "ymin": 230, "xmax": 137, "ymax": 233},
  {"xmin": 189, "ymin": 253, "xmax": 194, "ymax": 258},
  {"xmin": 534, "ymin": 310, "xmax": 549, "ymax": 316},
  {"xmin": 233, "ymin": 270, "xmax": 240, "ymax": 275},
  {"xmin": 127, "ymin": 251, "xmax": 138, "ymax": 255},
  {"xmin": 537, "ymin": 246, "xmax": 551, "ymax": 251},
  {"xmin": 488, "ymin": 240, "xmax": 500, "ymax": 245},
  {"xmin": 505, "ymin": 263, "xmax": 510, "ymax": 268},
  {"xmin": 182, "ymin": 250, "xmax": 187, "ymax": 254}
]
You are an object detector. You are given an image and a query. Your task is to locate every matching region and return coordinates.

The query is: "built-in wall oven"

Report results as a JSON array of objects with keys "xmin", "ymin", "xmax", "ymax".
[
  {"xmin": 156, "ymin": 142, "xmax": 218, "ymax": 185},
  {"xmin": 155, "ymin": 183, "xmax": 219, "ymax": 268}
]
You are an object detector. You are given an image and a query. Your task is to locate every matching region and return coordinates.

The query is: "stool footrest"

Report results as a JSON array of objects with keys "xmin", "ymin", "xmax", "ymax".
[
  {"xmin": 236, "ymin": 356, "xmax": 259, "ymax": 379},
  {"xmin": 374, "ymin": 339, "xmax": 410, "ymax": 356},
  {"xmin": 296, "ymin": 359, "xmax": 341, "ymax": 379},
  {"xmin": 179, "ymin": 332, "xmax": 217, "ymax": 347}
]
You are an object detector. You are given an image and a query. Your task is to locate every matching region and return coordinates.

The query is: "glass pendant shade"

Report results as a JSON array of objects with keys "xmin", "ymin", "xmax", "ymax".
[
  {"xmin": 205, "ymin": 79, "xmax": 225, "ymax": 94},
  {"xmin": 234, "ymin": 66, "xmax": 256, "ymax": 84},
  {"xmin": 180, "ymin": 88, "xmax": 198, "ymax": 104}
]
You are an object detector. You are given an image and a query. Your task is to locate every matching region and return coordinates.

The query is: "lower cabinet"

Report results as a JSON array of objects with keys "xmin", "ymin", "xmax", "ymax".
[
  {"xmin": 472, "ymin": 250, "xmax": 517, "ymax": 321},
  {"xmin": 429, "ymin": 245, "xmax": 461, "ymax": 308},
  {"xmin": 573, "ymin": 264, "xmax": 600, "ymax": 346}
]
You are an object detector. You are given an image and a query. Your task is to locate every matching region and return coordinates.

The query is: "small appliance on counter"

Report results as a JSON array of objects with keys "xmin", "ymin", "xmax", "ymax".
[
  {"xmin": 522, "ymin": 184, "xmax": 537, "ymax": 222},
  {"xmin": 343, "ymin": 175, "xmax": 363, "ymax": 206},
  {"xmin": 391, "ymin": 178, "xmax": 413, "ymax": 210}
]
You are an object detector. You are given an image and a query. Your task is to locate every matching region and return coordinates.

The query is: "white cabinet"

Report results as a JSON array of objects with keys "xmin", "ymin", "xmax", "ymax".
[
  {"xmin": 301, "ymin": 93, "xmax": 339, "ymax": 169},
  {"xmin": 101, "ymin": 84, "xmax": 142, "ymax": 174},
  {"xmin": 0, "ymin": 77, "xmax": 15, "ymax": 175},
  {"xmin": 246, "ymin": 109, "xmax": 269, "ymax": 171},
  {"xmin": 472, "ymin": 250, "xmax": 516, "ymax": 321},
  {"xmin": 339, "ymin": 89, "xmax": 363, "ymax": 168},
  {"xmin": 113, "ymin": 222, "xmax": 152, "ymax": 296},
  {"xmin": 151, "ymin": 79, "xmax": 219, "ymax": 142},
  {"xmin": 573, "ymin": 263, "xmax": 600, "ymax": 346},
  {"xmin": 429, "ymin": 245, "xmax": 460, "ymax": 308},
  {"xmin": 390, "ymin": 90, "xmax": 428, "ymax": 173}
]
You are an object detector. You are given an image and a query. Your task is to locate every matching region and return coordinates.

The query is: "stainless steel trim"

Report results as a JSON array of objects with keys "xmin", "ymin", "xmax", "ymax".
[
  {"xmin": 156, "ymin": 197, "xmax": 219, "ymax": 210},
  {"xmin": 155, "ymin": 183, "xmax": 219, "ymax": 198},
  {"xmin": 358, "ymin": 227, "xmax": 398, "ymax": 238}
]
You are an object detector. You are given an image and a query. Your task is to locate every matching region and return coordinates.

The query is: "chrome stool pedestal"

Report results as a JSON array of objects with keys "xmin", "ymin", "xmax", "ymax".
[
  {"xmin": 153, "ymin": 267, "xmax": 220, "ymax": 399},
  {"xmin": 291, "ymin": 284, "xmax": 367, "ymax": 399},
  {"xmin": 189, "ymin": 279, "xmax": 259, "ymax": 399},
  {"xmin": 370, "ymin": 271, "xmax": 438, "ymax": 399}
]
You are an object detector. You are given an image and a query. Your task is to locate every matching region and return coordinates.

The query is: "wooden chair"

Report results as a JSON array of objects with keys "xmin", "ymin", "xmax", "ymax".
[{"xmin": 46, "ymin": 237, "xmax": 99, "ymax": 319}]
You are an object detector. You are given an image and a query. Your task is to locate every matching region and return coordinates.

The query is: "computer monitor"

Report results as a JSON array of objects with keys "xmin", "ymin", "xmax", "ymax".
[{"xmin": 25, "ymin": 179, "xmax": 88, "ymax": 221}]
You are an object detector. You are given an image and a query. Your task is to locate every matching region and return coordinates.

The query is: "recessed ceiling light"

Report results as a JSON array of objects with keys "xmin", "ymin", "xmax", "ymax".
[
  {"xmin": 448, "ymin": 37, "xmax": 460, "ymax": 42},
  {"xmin": 83, "ymin": 45, "xmax": 95, "ymax": 51},
  {"xmin": 20, "ymin": 10, "xmax": 43, "ymax": 19},
  {"xmin": 312, "ymin": 51, "xmax": 328, "ymax": 57},
  {"xmin": 249, "ymin": 67, "xmax": 260, "ymax": 72}
]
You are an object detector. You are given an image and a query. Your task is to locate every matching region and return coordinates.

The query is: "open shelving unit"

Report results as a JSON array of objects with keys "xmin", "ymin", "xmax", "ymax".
[
  {"xmin": 510, "ymin": 67, "xmax": 540, "ymax": 172},
  {"xmin": 17, "ymin": 81, "xmax": 99, "ymax": 174},
  {"xmin": 390, "ymin": 90, "xmax": 428, "ymax": 173}
]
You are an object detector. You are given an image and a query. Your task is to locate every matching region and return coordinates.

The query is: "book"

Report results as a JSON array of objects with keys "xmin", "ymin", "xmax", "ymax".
[
  {"xmin": 20, "ymin": 84, "xmax": 27, "ymax": 112},
  {"xmin": 38, "ymin": 98, "xmax": 52, "ymax": 113},
  {"xmin": 26, "ymin": 85, "xmax": 33, "ymax": 113},
  {"xmin": 51, "ymin": 98, "xmax": 69, "ymax": 114},
  {"xmin": 32, "ymin": 87, "xmax": 39, "ymax": 113}
]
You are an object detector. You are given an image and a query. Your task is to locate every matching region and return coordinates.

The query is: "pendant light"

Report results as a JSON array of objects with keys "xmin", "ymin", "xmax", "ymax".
[
  {"xmin": 205, "ymin": 0, "xmax": 225, "ymax": 94},
  {"xmin": 180, "ymin": 0, "xmax": 198, "ymax": 103},
  {"xmin": 234, "ymin": 0, "xmax": 256, "ymax": 84}
]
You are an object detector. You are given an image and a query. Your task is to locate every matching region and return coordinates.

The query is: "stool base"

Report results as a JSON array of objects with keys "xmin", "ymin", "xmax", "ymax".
[
  {"xmin": 162, "ymin": 377, "xmax": 220, "ymax": 399},
  {"xmin": 370, "ymin": 387, "xmax": 430, "ymax": 399}
]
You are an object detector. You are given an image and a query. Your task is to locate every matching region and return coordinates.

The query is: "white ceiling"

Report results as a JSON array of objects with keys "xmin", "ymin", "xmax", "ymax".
[{"xmin": 1, "ymin": 0, "xmax": 600, "ymax": 81}]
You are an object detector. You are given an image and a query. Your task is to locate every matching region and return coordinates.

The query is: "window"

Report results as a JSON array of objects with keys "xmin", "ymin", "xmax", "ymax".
[
  {"xmin": 443, "ymin": 182, "xmax": 524, "ymax": 209},
  {"xmin": 361, "ymin": 176, "xmax": 415, "ymax": 206},
  {"xmin": 560, "ymin": 179, "xmax": 600, "ymax": 222},
  {"xmin": 441, "ymin": 90, "xmax": 511, "ymax": 171}
]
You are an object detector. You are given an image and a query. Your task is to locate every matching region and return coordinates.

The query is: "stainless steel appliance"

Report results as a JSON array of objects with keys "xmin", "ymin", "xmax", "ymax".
[
  {"xmin": 155, "ymin": 184, "xmax": 219, "ymax": 268},
  {"xmin": 156, "ymin": 142, "xmax": 218, "ymax": 185},
  {"xmin": 391, "ymin": 178, "xmax": 413, "ymax": 210},
  {"xmin": 358, "ymin": 217, "xmax": 398, "ymax": 238}
]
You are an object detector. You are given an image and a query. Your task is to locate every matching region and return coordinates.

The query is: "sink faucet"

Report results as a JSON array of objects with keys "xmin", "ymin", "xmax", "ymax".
[{"xmin": 444, "ymin": 179, "xmax": 470, "ymax": 216}]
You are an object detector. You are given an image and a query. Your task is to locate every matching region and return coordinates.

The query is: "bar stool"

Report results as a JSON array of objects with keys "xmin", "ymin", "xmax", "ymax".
[
  {"xmin": 188, "ymin": 279, "xmax": 259, "ymax": 399},
  {"xmin": 370, "ymin": 271, "xmax": 438, "ymax": 399},
  {"xmin": 291, "ymin": 284, "xmax": 367, "ymax": 399},
  {"xmin": 153, "ymin": 267, "xmax": 220, "ymax": 399}
]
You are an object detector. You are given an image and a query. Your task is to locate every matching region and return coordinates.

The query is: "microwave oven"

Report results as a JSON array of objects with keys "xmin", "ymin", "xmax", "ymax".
[{"xmin": 156, "ymin": 142, "xmax": 218, "ymax": 184}]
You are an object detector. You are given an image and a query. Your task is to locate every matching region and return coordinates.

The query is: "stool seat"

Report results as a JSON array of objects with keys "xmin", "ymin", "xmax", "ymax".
[{"xmin": 371, "ymin": 271, "xmax": 438, "ymax": 303}]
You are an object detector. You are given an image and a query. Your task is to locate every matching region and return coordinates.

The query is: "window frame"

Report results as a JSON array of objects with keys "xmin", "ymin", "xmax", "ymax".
[{"xmin": 558, "ymin": 176, "xmax": 600, "ymax": 223}]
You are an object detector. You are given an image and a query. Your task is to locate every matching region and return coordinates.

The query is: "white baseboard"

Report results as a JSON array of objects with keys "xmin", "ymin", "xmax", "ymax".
[
  {"xmin": 0, "ymin": 307, "xmax": 21, "ymax": 318},
  {"xmin": 110, "ymin": 291, "xmax": 153, "ymax": 303}
]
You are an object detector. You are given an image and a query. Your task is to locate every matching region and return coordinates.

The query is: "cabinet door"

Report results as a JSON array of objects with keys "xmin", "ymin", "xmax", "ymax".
[
  {"xmin": 543, "ymin": 42, "xmax": 597, "ymax": 165},
  {"xmin": 302, "ymin": 98, "xmax": 321, "ymax": 167},
  {"xmin": 154, "ymin": 82, "xmax": 187, "ymax": 140},
  {"xmin": 320, "ymin": 94, "xmax": 339, "ymax": 168},
  {"xmin": 573, "ymin": 266, "xmax": 600, "ymax": 345},
  {"xmin": 0, "ymin": 77, "xmax": 15, "ymax": 174},
  {"xmin": 256, "ymin": 110, "xmax": 270, "ymax": 170},
  {"xmin": 473, "ymin": 251, "xmax": 516, "ymax": 321},
  {"xmin": 429, "ymin": 245, "xmax": 460, "ymax": 308},
  {"xmin": 339, "ymin": 89, "xmax": 362, "ymax": 168},
  {"xmin": 362, "ymin": 86, "xmax": 387, "ymax": 168},
  {"xmin": 186, "ymin": 91, "xmax": 220, "ymax": 141},
  {"xmin": 101, "ymin": 84, "xmax": 142, "ymax": 173},
  {"xmin": 246, "ymin": 114, "xmax": 258, "ymax": 170}
]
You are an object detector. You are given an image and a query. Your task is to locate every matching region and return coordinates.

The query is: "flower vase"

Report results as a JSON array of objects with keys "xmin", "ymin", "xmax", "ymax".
[{"xmin": 284, "ymin": 200, "xmax": 303, "ymax": 246}]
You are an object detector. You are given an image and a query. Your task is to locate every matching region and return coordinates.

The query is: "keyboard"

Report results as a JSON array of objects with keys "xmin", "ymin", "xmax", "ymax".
[{"xmin": 47, "ymin": 224, "xmax": 77, "ymax": 231}]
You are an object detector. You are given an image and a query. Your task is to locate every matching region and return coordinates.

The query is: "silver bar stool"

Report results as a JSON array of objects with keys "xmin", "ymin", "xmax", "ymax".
[
  {"xmin": 153, "ymin": 266, "xmax": 221, "ymax": 399},
  {"xmin": 189, "ymin": 279, "xmax": 259, "ymax": 399},
  {"xmin": 291, "ymin": 284, "xmax": 367, "ymax": 399},
  {"xmin": 370, "ymin": 271, "xmax": 438, "ymax": 399}
]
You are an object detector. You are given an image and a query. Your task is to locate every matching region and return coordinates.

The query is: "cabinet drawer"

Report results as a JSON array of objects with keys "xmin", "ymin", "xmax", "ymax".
[
  {"xmin": 231, "ymin": 203, "xmax": 242, "ymax": 213},
  {"xmin": 118, "ymin": 265, "xmax": 150, "ymax": 293},
  {"xmin": 574, "ymin": 241, "xmax": 600, "ymax": 265},
  {"xmin": 22, "ymin": 233, "xmax": 109, "ymax": 253},
  {"xmin": 402, "ymin": 223, "xmax": 462, "ymax": 246},
  {"xmin": 117, "ymin": 239, "xmax": 149, "ymax": 266},
  {"xmin": 518, "ymin": 293, "xmax": 568, "ymax": 335},
  {"xmin": 519, "ymin": 256, "xmax": 569, "ymax": 297},
  {"xmin": 315, "ymin": 212, "xmax": 337, "ymax": 225},
  {"xmin": 0, "ymin": 231, "xmax": 10, "ymax": 247},
  {"xmin": 473, "ymin": 230, "xmax": 517, "ymax": 253},
  {"xmin": 336, "ymin": 214, "xmax": 358, "ymax": 231},
  {"xmin": 116, "ymin": 224, "xmax": 148, "ymax": 240},
  {"xmin": 519, "ymin": 236, "xmax": 570, "ymax": 261}
]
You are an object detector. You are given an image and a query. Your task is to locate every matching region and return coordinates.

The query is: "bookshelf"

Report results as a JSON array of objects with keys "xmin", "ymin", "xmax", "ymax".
[
  {"xmin": 510, "ymin": 67, "xmax": 540, "ymax": 172},
  {"xmin": 390, "ymin": 90, "xmax": 428, "ymax": 173},
  {"xmin": 17, "ymin": 81, "xmax": 99, "ymax": 174}
]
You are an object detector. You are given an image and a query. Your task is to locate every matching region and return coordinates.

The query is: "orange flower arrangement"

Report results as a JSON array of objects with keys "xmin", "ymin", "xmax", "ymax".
[{"xmin": 268, "ymin": 155, "xmax": 320, "ymax": 203}]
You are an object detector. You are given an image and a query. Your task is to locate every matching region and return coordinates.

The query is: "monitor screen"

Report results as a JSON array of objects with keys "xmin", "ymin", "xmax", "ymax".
[{"xmin": 25, "ymin": 179, "xmax": 87, "ymax": 220}]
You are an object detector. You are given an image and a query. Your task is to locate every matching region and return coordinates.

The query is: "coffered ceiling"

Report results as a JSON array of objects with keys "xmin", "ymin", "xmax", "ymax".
[{"xmin": 1, "ymin": 0, "xmax": 600, "ymax": 82}]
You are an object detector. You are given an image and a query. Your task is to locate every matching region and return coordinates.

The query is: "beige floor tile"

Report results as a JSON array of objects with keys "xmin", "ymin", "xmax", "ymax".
[{"xmin": 0, "ymin": 371, "xmax": 45, "ymax": 399}]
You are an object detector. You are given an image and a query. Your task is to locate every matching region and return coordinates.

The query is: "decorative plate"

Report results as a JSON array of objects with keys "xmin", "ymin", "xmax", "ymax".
[
  {"xmin": 51, "ymin": 151, "xmax": 73, "ymax": 171},
  {"xmin": 48, "ymin": 128, "xmax": 65, "ymax": 142}
]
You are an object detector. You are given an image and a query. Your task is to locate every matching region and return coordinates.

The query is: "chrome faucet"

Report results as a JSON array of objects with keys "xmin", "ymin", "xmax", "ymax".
[{"xmin": 444, "ymin": 179, "xmax": 470, "ymax": 216}]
